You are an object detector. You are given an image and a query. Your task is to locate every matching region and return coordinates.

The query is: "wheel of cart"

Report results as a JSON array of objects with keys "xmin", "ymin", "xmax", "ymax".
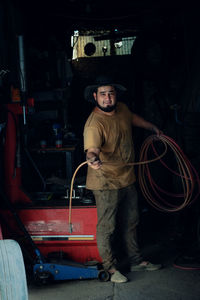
[
  {"xmin": 0, "ymin": 239, "xmax": 28, "ymax": 300},
  {"xmin": 98, "ymin": 269, "xmax": 110, "ymax": 282}
]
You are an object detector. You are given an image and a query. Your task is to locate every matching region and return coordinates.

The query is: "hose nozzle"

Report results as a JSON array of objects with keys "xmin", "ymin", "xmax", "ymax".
[{"xmin": 69, "ymin": 223, "xmax": 73, "ymax": 233}]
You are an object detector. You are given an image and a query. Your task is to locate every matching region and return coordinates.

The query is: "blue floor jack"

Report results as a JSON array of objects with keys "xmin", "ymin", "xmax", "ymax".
[
  {"xmin": 1, "ymin": 191, "xmax": 110, "ymax": 284},
  {"xmin": 33, "ymin": 249, "xmax": 109, "ymax": 283}
]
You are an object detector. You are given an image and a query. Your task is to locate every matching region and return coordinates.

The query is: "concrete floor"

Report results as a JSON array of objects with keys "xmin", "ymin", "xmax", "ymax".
[
  {"xmin": 28, "ymin": 237, "xmax": 200, "ymax": 300},
  {"xmin": 28, "ymin": 267, "xmax": 200, "ymax": 300}
]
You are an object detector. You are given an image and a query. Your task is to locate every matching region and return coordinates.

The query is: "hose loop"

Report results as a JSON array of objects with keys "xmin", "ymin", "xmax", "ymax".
[
  {"xmin": 68, "ymin": 134, "xmax": 200, "ymax": 231},
  {"xmin": 138, "ymin": 134, "xmax": 200, "ymax": 212}
]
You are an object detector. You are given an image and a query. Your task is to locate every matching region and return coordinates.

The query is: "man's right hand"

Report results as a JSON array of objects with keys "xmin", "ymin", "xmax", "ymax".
[
  {"xmin": 86, "ymin": 148, "xmax": 102, "ymax": 169},
  {"xmin": 87, "ymin": 156, "xmax": 102, "ymax": 169}
]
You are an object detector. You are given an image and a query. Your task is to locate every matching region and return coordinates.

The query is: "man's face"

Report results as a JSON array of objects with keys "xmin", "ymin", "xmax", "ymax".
[{"xmin": 93, "ymin": 85, "xmax": 117, "ymax": 112}]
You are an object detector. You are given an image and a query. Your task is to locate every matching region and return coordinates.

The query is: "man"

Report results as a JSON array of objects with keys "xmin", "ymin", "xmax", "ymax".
[{"xmin": 83, "ymin": 76, "xmax": 162, "ymax": 283}]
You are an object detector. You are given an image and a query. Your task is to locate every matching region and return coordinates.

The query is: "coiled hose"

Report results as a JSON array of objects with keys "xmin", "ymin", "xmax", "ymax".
[
  {"xmin": 139, "ymin": 134, "xmax": 200, "ymax": 212},
  {"xmin": 68, "ymin": 134, "xmax": 200, "ymax": 232}
]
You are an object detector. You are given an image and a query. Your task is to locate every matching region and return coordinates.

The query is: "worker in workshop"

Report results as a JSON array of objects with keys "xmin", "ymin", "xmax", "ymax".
[{"xmin": 83, "ymin": 75, "xmax": 162, "ymax": 283}]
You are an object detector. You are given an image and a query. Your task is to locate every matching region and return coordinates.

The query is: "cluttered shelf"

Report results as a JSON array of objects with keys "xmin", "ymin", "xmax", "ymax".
[{"xmin": 29, "ymin": 145, "xmax": 77, "ymax": 184}]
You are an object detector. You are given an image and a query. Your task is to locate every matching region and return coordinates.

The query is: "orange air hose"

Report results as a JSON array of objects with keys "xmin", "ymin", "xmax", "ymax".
[
  {"xmin": 68, "ymin": 135, "xmax": 167, "ymax": 233},
  {"xmin": 138, "ymin": 134, "xmax": 200, "ymax": 212},
  {"xmin": 68, "ymin": 134, "xmax": 200, "ymax": 232}
]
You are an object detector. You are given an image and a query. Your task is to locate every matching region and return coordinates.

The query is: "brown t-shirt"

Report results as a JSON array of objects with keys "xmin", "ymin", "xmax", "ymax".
[{"xmin": 83, "ymin": 102, "xmax": 136, "ymax": 190}]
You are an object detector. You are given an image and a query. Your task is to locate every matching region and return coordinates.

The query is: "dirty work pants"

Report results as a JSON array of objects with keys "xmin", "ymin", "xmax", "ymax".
[{"xmin": 93, "ymin": 184, "xmax": 142, "ymax": 271}]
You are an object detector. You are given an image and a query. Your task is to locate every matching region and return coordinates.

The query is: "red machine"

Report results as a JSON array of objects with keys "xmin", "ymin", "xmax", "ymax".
[{"xmin": 1, "ymin": 102, "xmax": 101, "ymax": 265}]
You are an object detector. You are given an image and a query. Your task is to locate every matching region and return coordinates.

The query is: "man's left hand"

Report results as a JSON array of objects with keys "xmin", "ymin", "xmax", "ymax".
[{"xmin": 152, "ymin": 126, "xmax": 163, "ymax": 136}]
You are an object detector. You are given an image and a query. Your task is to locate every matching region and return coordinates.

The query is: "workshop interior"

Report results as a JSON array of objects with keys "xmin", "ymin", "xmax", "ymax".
[{"xmin": 0, "ymin": 0, "xmax": 200, "ymax": 284}]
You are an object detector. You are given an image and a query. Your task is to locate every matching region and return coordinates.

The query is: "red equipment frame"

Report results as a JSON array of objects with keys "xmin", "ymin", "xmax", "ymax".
[{"xmin": 1, "ymin": 102, "xmax": 101, "ymax": 264}]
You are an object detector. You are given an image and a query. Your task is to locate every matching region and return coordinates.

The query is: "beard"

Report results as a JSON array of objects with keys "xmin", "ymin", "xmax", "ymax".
[{"xmin": 96, "ymin": 102, "xmax": 117, "ymax": 112}]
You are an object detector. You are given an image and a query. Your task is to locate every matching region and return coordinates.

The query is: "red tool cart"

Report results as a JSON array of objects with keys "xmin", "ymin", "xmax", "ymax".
[{"xmin": 1, "ymin": 101, "xmax": 101, "ymax": 266}]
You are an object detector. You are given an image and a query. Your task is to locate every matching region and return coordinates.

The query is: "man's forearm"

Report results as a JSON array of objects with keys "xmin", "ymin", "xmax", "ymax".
[
  {"xmin": 132, "ymin": 113, "xmax": 162, "ymax": 134},
  {"xmin": 86, "ymin": 148, "xmax": 100, "ymax": 160}
]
